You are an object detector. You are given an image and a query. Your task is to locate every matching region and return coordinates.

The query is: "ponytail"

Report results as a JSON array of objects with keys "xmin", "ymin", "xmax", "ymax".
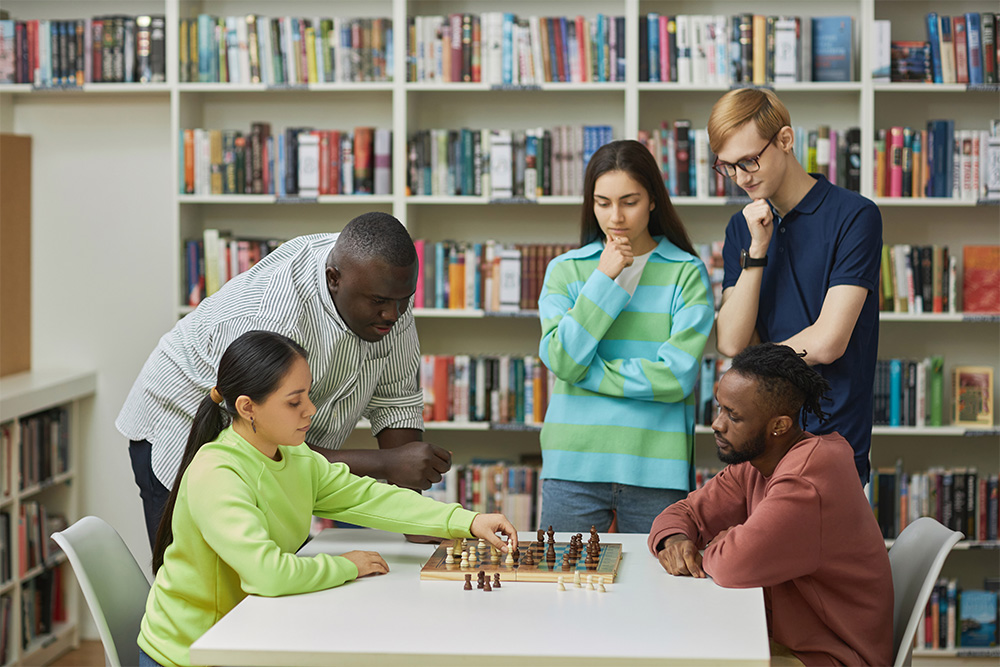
[{"xmin": 152, "ymin": 393, "xmax": 229, "ymax": 572}]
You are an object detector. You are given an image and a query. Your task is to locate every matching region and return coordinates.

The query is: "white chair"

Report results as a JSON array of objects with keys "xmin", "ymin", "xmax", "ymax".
[
  {"xmin": 51, "ymin": 516, "xmax": 151, "ymax": 667},
  {"xmin": 888, "ymin": 516, "xmax": 963, "ymax": 667}
]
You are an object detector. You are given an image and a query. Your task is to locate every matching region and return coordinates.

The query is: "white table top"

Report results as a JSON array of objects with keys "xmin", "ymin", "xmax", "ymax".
[{"xmin": 190, "ymin": 529, "xmax": 769, "ymax": 666}]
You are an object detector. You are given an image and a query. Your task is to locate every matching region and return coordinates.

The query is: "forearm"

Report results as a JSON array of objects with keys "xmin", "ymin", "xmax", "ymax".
[
  {"xmin": 778, "ymin": 326, "xmax": 842, "ymax": 366},
  {"xmin": 716, "ymin": 271, "xmax": 764, "ymax": 358},
  {"xmin": 308, "ymin": 444, "xmax": 389, "ymax": 480}
]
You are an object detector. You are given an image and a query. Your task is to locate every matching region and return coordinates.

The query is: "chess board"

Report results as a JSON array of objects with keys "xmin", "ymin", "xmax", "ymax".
[{"xmin": 420, "ymin": 539, "xmax": 623, "ymax": 583}]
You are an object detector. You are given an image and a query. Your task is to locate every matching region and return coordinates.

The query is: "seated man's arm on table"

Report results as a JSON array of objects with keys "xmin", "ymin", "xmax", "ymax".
[
  {"xmin": 648, "ymin": 467, "xmax": 750, "ymax": 578},
  {"xmin": 700, "ymin": 475, "xmax": 822, "ymax": 588}
]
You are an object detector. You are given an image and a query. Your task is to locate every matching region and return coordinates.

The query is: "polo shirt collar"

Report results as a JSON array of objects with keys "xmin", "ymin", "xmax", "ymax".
[{"xmin": 774, "ymin": 173, "xmax": 833, "ymax": 217}]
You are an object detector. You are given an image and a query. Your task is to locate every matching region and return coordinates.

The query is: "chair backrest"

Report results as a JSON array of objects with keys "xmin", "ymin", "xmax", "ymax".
[
  {"xmin": 51, "ymin": 516, "xmax": 151, "ymax": 667},
  {"xmin": 887, "ymin": 516, "xmax": 963, "ymax": 667}
]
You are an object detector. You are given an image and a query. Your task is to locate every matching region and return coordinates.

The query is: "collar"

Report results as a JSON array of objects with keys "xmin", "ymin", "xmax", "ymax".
[
  {"xmin": 772, "ymin": 173, "xmax": 832, "ymax": 218},
  {"xmin": 569, "ymin": 235, "xmax": 696, "ymax": 263},
  {"xmin": 314, "ymin": 236, "xmax": 349, "ymax": 332}
]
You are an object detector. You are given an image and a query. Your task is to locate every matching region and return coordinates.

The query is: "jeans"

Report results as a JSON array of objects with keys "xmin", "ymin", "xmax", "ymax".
[
  {"xmin": 540, "ymin": 478, "xmax": 687, "ymax": 534},
  {"xmin": 138, "ymin": 647, "xmax": 163, "ymax": 667},
  {"xmin": 129, "ymin": 440, "xmax": 171, "ymax": 550}
]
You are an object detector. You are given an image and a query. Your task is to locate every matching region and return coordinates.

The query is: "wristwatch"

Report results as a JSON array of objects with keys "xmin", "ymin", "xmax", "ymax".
[{"xmin": 740, "ymin": 248, "xmax": 768, "ymax": 269}]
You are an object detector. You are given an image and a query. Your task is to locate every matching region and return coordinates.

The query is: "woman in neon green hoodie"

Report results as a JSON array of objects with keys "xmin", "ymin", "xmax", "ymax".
[{"xmin": 138, "ymin": 330, "xmax": 517, "ymax": 667}]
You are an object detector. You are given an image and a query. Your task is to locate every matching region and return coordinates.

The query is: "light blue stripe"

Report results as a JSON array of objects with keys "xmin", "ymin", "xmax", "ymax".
[
  {"xmin": 544, "ymin": 394, "xmax": 689, "ymax": 432},
  {"xmin": 627, "ymin": 284, "xmax": 681, "ymax": 312},
  {"xmin": 619, "ymin": 358, "xmax": 655, "ymax": 398},
  {"xmin": 556, "ymin": 316, "xmax": 600, "ymax": 367},
  {"xmin": 599, "ymin": 339, "xmax": 662, "ymax": 360},
  {"xmin": 541, "ymin": 449, "xmax": 691, "ymax": 491},
  {"xmin": 672, "ymin": 303, "xmax": 715, "ymax": 335}
]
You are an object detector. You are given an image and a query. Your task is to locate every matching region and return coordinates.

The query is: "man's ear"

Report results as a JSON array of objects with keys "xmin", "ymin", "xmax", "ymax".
[
  {"xmin": 326, "ymin": 265, "xmax": 341, "ymax": 295},
  {"xmin": 768, "ymin": 415, "xmax": 794, "ymax": 437},
  {"xmin": 777, "ymin": 126, "xmax": 795, "ymax": 153}
]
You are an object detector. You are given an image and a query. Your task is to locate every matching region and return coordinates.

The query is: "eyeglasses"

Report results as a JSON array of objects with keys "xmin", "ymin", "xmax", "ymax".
[{"xmin": 712, "ymin": 132, "xmax": 780, "ymax": 179}]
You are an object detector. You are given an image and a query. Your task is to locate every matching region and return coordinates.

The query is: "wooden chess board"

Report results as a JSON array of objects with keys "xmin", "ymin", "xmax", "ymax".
[{"xmin": 420, "ymin": 539, "xmax": 623, "ymax": 583}]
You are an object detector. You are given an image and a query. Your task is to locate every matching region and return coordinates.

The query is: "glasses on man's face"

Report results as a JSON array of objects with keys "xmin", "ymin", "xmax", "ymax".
[{"xmin": 712, "ymin": 132, "xmax": 780, "ymax": 179}]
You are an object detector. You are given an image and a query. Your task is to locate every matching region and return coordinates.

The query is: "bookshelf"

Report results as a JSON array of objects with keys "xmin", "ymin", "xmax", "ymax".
[
  {"xmin": 0, "ymin": 0, "xmax": 997, "ymax": 660},
  {"xmin": 0, "ymin": 369, "xmax": 95, "ymax": 666}
]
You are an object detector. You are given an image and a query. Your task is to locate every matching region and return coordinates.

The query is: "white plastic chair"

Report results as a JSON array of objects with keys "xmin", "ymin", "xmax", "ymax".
[
  {"xmin": 51, "ymin": 516, "xmax": 151, "ymax": 667},
  {"xmin": 887, "ymin": 516, "xmax": 963, "ymax": 667}
]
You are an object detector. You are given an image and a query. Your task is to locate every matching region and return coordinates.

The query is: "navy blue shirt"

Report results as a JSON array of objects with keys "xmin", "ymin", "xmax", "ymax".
[{"xmin": 722, "ymin": 175, "xmax": 882, "ymax": 484}]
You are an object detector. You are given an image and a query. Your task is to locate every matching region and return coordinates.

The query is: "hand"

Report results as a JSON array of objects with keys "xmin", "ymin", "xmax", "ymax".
[
  {"xmin": 742, "ymin": 199, "xmax": 773, "ymax": 257},
  {"xmin": 656, "ymin": 534, "xmax": 705, "ymax": 578},
  {"xmin": 339, "ymin": 550, "xmax": 389, "ymax": 578},
  {"xmin": 381, "ymin": 441, "xmax": 451, "ymax": 490},
  {"xmin": 470, "ymin": 513, "xmax": 519, "ymax": 553},
  {"xmin": 597, "ymin": 234, "xmax": 634, "ymax": 280},
  {"xmin": 404, "ymin": 534, "xmax": 443, "ymax": 544}
]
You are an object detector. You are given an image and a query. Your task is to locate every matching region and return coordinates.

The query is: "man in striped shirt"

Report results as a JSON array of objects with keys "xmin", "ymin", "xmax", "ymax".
[{"xmin": 118, "ymin": 212, "xmax": 450, "ymax": 548}]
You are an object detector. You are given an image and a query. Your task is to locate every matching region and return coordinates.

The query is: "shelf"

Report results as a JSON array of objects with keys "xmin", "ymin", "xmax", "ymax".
[
  {"xmin": 178, "ymin": 194, "xmax": 394, "ymax": 205},
  {"xmin": 872, "ymin": 197, "xmax": 997, "ymax": 207},
  {"xmin": 638, "ymin": 82, "xmax": 862, "ymax": 93},
  {"xmin": 870, "ymin": 426, "xmax": 999, "ymax": 437},
  {"xmin": 884, "ymin": 539, "xmax": 999, "ymax": 550},
  {"xmin": 0, "ymin": 495, "xmax": 11, "ymax": 511},
  {"xmin": 0, "ymin": 579, "xmax": 13, "ymax": 596},
  {"xmin": 879, "ymin": 313, "xmax": 1000, "ymax": 323},
  {"xmin": 19, "ymin": 552, "xmax": 68, "ymax": 585},
  {"xmin": 407, "ymin": 82, "xmax": 627, "ymax": 92},
  {"xmin": 355, "ymin": 419, "xmax": 542, "ymax": 432},
  {"xmin": 413, "ymin": 308, "xmax": 539, "ymax": 319},
  {"xmin": 178, "ymin": 82, "xmax": 393, "ymax": 93},
  {"xmin": 1, "ymin": 83, "xmax": 169, "ymax": 95},
  {"xmin": 0, "ymin": 369, "xmax": 96, "ymax": 423},
  {"xmin": 19, "ymin": 470, "xmax": 74, "ymax": 500},
  {"xmin": 406, "ymin": 195, "xmax": 580, "ymax": 205},
  {"xmin": 913, "ymin": 648, "xmax": 1000, "ymax": 659},
  {"xmin": 20, "ymin": 621, "xmax": 77, "ymax": 666},
  {"xmin": 874, "ymin": 83, "xmax": 1000, "ymax": 93}
]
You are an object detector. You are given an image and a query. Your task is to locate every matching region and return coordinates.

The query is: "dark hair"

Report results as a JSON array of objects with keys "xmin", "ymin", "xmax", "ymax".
[
  {"xmin": 729, "ymin": 343, "xmax": 831, "ymax": 427},
  {"xmin": 151, "ymin": 330, "xmax": 308, "ymax": 572},
  {"xmin": 329, "ymin": 211, "xmax": 416, "ymax": 268},
  {"xmin": 579, "ymin": 140, "xmax": 696, "ymax": 256}
]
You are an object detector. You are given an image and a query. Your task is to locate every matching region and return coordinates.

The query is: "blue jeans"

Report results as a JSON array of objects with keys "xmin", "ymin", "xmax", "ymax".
[
  {"xmin": 540, "ymin": 479, "xmax": 687, "ymax": 534},
  {"xmin": 139, "ymin": 647, "xmax": 162, "ymax": 667},
  {"xmin": 129, "ymin": 439, "xmax": 171, "ymax": 550}
]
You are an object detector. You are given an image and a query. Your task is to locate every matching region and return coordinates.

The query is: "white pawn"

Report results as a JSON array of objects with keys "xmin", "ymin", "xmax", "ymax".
[
  {"xmin": 587, "ymin": 575, "xmax": 595, "ymax": 590},
  {"xmin": 505, "ymin": 550, "xmax": 514, "ymax": 566},
  {"xmin": 460, "ymin": 550, "xmax": 469, "ymax": 568},
  {"xmin": 573, "ymin": 570, "xmax": 582, "ymax": 588},
  {"xmin": 468, "ymin": 548, "xmax": 477, "ymax": 564},
  {"xmin": 598, "ymin": 577, "xmax": 607, "ymax": 593},
  {"xmin": 478, "ymin": 538, "xmax": 487, "ymax": 553},
  {"xmin": 557, "ymin": 576, "xmax": 566, "ymax": 591},
  {"xmin": 445, "ymin": 550, "xmax": 455, "ymax": 565},
  {"xmin": 453, "ymin": 539, "xmax": 463, "ymax": 557}
]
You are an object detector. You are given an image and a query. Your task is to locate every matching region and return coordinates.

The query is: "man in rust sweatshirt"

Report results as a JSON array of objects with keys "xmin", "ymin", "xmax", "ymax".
[{"xmin": 648, "ymin": 343, "xmax": 892, "ymax": 666}]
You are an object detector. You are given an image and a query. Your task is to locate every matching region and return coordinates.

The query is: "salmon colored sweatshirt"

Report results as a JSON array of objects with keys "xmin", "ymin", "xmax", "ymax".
[{"xmin": 648, "ymin": 433, "xmax": 893, "ymax": 666}]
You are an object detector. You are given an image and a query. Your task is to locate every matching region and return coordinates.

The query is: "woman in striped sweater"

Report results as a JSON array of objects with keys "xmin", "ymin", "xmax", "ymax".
[{"xmin": 537, "ymin": 140, "xmax": 715, "ymax": 533}]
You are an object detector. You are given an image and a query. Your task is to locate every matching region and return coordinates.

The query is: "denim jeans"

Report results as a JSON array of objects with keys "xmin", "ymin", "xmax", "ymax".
[
  {"xmin": 129, "ymin": 440, "xmax": 171, "ymax": 550},
  {"xmin": 539, "ymin": 478, "xmax": 687, "ymax": 534},
  {"xmin": 138, "ymin": 647, "xmax": 163, "ymax": 667}
]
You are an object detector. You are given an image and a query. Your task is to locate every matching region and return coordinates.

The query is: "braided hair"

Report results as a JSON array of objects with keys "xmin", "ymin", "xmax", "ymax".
[{"xmin": 729, "ymin": 343, "xmax": 831, "ymax": 427}]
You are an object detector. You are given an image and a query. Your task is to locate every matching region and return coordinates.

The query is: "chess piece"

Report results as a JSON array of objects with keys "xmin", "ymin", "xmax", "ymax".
[
  {"xmin": 490, "ymin": 547, "xmax": 500, "ymax": 564},
  {"xmin": 464, "ymin": 574, "xmax": 472, "ymax": 591},
  {"xmin": 468, "ymin": 548, "xmax": 477, "ymax": 564},
  {"xmin": 547, "ymin": 525, "xmax": 555, "ymax": 544},
  {"xmin": 573, "ymin": 570, "xmax": 582, "ymax": 588},
  {"xmin": 483, "ymin": 580, "xmax": 492, "ymax": 592},
  {"xmin": 556, "ymin": 576, "xmax": 566, "ymax": 591},
  {"xmin": 460, "ymin": 550, "xmax": 469, "ymax": 568},
  {"xmin": 478, "ymin": 538, "xmax": 487, "ymax": 553},
  {"xmin": 536, "ymin": 529, "xmax": 544, "ymax": 544},
  {"xmin": 598, "ymin": 576, "xmax": 607, "ymax": 593},
  {"xmin": 505, "ymin": 551, "xmax": 514, "ymax": 566},
  {"xmin": 445, "ymin": 550, "xmax": 455, "ymax": 565},
  {"xmin": 453, "ymin": 539, "xmax": 463, "ymax": 557},
  {"xmin": 587, "ymin": 575, "xmax": 595, "ymax": 590},
  {"xmin": 493, "ymin": 573, "xmax": 501, "ymax": 588}
]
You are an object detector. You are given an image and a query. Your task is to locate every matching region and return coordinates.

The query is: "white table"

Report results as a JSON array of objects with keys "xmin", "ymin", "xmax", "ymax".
[{"xmin": 190, "ymin": 530, "xmax": 769, "ymax": 666}]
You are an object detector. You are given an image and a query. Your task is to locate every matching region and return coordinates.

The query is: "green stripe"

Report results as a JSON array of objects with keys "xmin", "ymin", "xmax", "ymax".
[
  {"xmin": 575, "ymin": 292, "xmax": 616, "ymax": 335},
  {"xmin": 637, "ymin": 261, "xmax": 691, "ymax": 287},
  {"xmin": 665, "ymin": 329, "xmax": 710, "ymax": 362},
  {"xmin": 606, "ymin": 311, "xmax": 672, "ymax": 341},
  {"xmin": 541, "ymin": 423, "xmax": 691, "ymax": 459}
]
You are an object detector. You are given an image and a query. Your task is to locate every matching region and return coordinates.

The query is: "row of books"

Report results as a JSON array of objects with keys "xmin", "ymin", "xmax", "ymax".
[
  {"xmin": 427, "ymin": 462, "xmax": 542, "ymax": 531},
  {"xmin": 413, "ymin": 240, "xmax": 572, "ymax": 313},
  {"xmin": 639, "ymin": 122, "xmax": 861, "ymax": 198},
  {"xmin": 874, "ymin": 121, "xmax": 1000, "ymax": 200},
  {"xmin": 641, "ymin": 14, "xmax": 853, "ymax": 85},
  {"xmin": 0, "ymin": 426, "xmax": 11, "ymax": 499},
  {"xmin": 872, "ymin": 362, "xmax": 994, "ymax": 429},
  {"xmin": 876, "ymin": 13, "xmax": 999, "ymax": 85},
  {"xmin": 421, "ymin": 355, "xmax": 552, "ymax": 428},
  {"xmin": 179, "ymin": 15, "xmax": 391, "ymax": 84},
  {"xmin": 871, "ymin": 465, "xmax": 999, "ymax": 542},
  {"xmin": 0, "ymin": 15, "xmax": 165, "ymax": 85},
  {"xmin": 916, "ymin": 579, "xmax": 998, "ymax": 650},
  {"xmin": 408, "ymin": 13, "xmax": 624, "ymax": 85},
  {"xmin": 17, "ymin": 502, "xmax": 53, "ymax": 579},
  {"xmin": 17, "ymin": 408, "xmax": 69, "ymax": 491},
  {"xmin": 406, "ymin": 125, "xmax": 612, "ymax": 199},
  {"xmin": 184, "ymin": 232, "xmax": 282, "ymax": 307},
  {"xmin": 20, "ymin": 566, "xmax": 65, "ymax": 650},
  {"xmin": 0, "ymin": 513, "xmax": 8, "ymax": 584},
  {"xmin": 180, "ymin": 125, "xmax": 392, "ymax": 197},
  {"xmin": 880, "ymin": 244, "xmax": 1000, "ymax": 315},
  {"xmin": 0, "ymin": 595, "xmax": 9, "ymax": 664}
]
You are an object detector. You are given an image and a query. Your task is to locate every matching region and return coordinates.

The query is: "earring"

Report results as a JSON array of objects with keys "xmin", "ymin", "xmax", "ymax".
[{"xmin": 251, "ymin": 416, "xmax": 256, "ymax": 433}]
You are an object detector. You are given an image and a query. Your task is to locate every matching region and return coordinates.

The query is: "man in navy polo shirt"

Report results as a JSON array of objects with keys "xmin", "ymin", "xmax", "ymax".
[{"xmin": 708, "ymin": 88, "xmax": 881, "ymax": 485}]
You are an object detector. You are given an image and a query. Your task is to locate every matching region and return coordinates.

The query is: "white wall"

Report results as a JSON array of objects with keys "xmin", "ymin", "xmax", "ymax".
[{"xmin": 10, "ymin": 94, "xmax": 176, "ymax": 636}]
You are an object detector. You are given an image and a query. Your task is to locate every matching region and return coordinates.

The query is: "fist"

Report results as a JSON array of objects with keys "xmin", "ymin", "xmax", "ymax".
[
  {"xmin": 741, "ymin": 199, "xmax": 773, "ymax": 254},
  {"xmin": 656, "ymin": 534, "xmax": 706, "ymax": 578},
  {"xmin": 383, "ymin": 441, "xmax": 451, "ymax": 490},
  {"xmin": 598, "ymin": 234, "xmax": 634, "ymax": 280},
  {"xmin": 340, "ymin": 550, "xmax": 389, "ymax": 578}
]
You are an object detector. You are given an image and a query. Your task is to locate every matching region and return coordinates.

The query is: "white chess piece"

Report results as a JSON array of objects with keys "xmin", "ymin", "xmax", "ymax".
[
  {"xmin": 505, "ymin": 550, "xmax": 514, "ymax": 566},
  {"xmin": 557, "ymin": 576, "xmax": 566, "ymax": 591},
  {"xmin": 598, "ymin": 577, "xmax": 607, "ymax": 593},
  {"xmin": 573, "ymin": 570, "xmax": 582, "ymax": 588},
  {"xmin": 460, "ymin": 550, "xmax": 469, "ymax": 568},
  {"xmin": 587, "ymin": 575, "xmax": 595, "ymax": 590},
  {"xmin": 468, "ymin": 548, "xmax": 477, "ymax": 564},
  {"xmin": 445, "ymin": 551, "xmax": 455, "ymax": 564}
]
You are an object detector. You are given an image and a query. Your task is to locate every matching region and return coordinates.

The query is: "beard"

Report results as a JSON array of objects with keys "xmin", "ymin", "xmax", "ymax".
[{"xmin": 716, "ymin": 429, "xmax": 768, "ymax": 465}]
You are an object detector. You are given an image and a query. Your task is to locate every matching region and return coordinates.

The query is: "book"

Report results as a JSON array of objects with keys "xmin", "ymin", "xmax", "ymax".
[
  {"xmin": 959, "ymin": 590, "xmax": 998, "ymax": 646},
  {"xmin": 872, "ymin": 20, "xmax": 890, "ymax": 82},
  {"xmin": 952, "ymin": 366, "xmax": 994, "ymax": 427},
  {"xmin": 812, "ymin": 16, "xmax": 853, "ymax": 82},
  {"xmin": 963, "ymin": 245, "xmax": 1000, "ymax": 313}
]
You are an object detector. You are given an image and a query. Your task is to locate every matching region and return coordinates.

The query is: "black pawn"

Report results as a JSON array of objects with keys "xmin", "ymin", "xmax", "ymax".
[
  {"xmin": 464, "ymin": 574, "xmax": 472, "ymax": 590},
  {"xmin": 493, "ymin": 573, "xmax": 501, "ymax": 588}
]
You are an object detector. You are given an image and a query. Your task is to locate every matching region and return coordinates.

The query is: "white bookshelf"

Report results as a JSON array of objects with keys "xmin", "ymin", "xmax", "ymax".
[{"xmin": 0, "ymin": 369, "xmax": 96, "ymax": 666}]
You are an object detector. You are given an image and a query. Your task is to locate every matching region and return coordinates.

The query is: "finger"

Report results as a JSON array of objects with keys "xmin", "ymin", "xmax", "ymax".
[
  {"xmin": 431, "ymin": 456, "xmax": 450, "ymax": 474},
  {"xmin": 431, "ymin": 444, "xmax": 452, "ymax": 463},
  {"xmin": 683, "ymin": 550, "xmax": 705, "ymax": 578},
  {"xmin": 426, "ymin": 469, "xmax": 443, "ymax": 485}
]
